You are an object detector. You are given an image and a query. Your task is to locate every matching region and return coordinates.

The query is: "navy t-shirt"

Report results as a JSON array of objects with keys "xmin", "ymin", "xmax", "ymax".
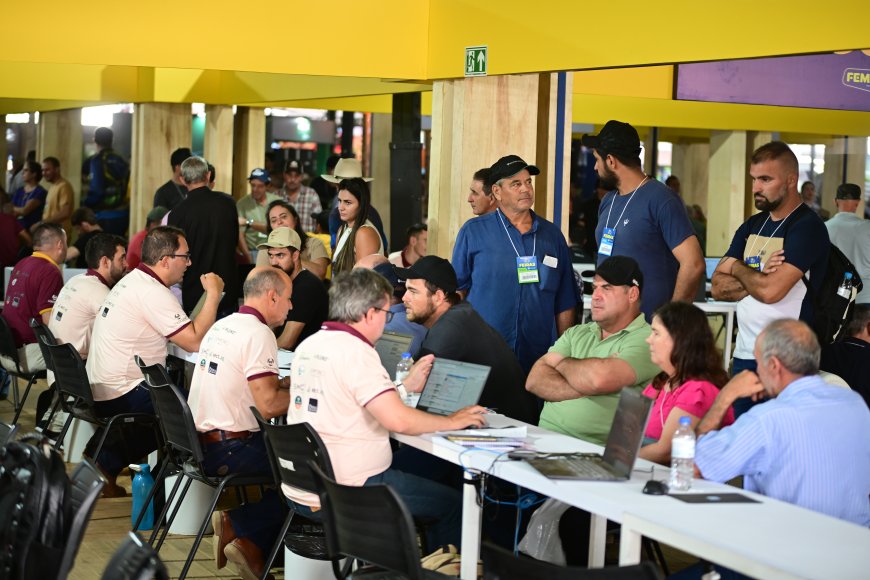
[{"xmin": 595, "ymin": 180, "xmax": 696, "ymax": 320}]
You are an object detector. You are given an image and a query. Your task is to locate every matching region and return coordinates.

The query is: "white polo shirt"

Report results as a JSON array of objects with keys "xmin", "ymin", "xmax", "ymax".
[
  {"xmin": 49, "ymin": 271, "xmax": 112, "ymax": 359},
  {"xmin": 188, "ymin": 306, "xmax": 279, "ymax": 433},
  {"xmin": 87, "ymin": 265, "xmax": 190, "ymax": 401}
]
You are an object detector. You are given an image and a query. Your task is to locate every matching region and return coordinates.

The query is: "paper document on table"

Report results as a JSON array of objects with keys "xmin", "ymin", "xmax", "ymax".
[
  {"xmin": 434, "ymin": 435, "xmax": 529, "ymax": 452},
  {"xmin": 438, "ymin": 426, "xmax": 528, "ymax": 438}
]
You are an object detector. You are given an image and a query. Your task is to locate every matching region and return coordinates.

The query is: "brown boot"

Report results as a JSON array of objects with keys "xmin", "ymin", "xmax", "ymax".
[
  {"xmin": 224, "ymin": 538, "xmax": 274, "ymax": 580},
  {"xmin": 211, "ymin": 511, "xmax": 236, "ymax": 569}
]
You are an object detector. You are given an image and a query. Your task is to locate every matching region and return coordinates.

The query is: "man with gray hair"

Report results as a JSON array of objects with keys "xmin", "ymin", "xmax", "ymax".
[
  {"xmin": 285, "ymin": 268, "xmax": 486, "ymax": 553},
  {"xmin": 695, "ymin": 319, "xmax": 870, "ymax": 526},
  {"xmin": 168, "ymin": 155, "xmax": 241, "ymax": 315}
]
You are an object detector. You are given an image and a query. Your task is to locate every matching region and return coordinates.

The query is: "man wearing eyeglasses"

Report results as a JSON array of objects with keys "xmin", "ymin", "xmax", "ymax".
[{"xmin": 86, "ymin": 226, "xmax": 224, "ymax": 496}]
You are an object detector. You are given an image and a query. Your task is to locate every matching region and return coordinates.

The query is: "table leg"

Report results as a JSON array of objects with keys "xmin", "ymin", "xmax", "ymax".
[
  {"xmin": 588, "ymin": 513, "xmax": 607, "ymax": 567},
  {"xmin": 725, "ymin": 311, "xmax": 734, "ymax": 369},
  {"xmin": 618, "ymin": 514, "xmax": 643, "ymax": 566},
  {"xmin": 460, "ymin": 473, "xmax": 482, "ymax": 580}
]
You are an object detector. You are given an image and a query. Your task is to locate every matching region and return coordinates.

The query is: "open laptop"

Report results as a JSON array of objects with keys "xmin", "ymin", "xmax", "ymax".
[
  {"xmin": 415, "ymin": 358, "xmax": 491, "ymax": 416},
  {"xmin": 525, "ymin": 388, "xmax": 653, "ymax": 481},
  {"xmin": 374, "ymin": 331, "xmax": 414, "ymax": 379},
  {"xmin": 705, "ymin": 257, "xmax": 722, "ymax": 282}
]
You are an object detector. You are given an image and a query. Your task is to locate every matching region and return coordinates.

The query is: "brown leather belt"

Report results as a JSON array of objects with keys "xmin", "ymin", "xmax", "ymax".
[{"xmin": 198, "ymin": 429, "xmax": 253, "ymax": 445}]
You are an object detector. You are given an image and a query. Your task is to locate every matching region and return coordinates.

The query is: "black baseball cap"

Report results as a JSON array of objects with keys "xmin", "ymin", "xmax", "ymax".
[
  {"xmin": 394, "ymin": 256, "xmax": 458, "ymax": 294},
  {"xmin": 836, "ymin": 183, "xmax": 862, "ymax": 200},
  {"xmin": 487, "ymin": 155, "xmax": 540, "ymax": 188},
  {"xmin": 581, "ymin": 120, "xmax": 642, "ymax": 159},
  {"xmin": 596, "ymin": 256, "xmax": 643, "ymax": 292}
]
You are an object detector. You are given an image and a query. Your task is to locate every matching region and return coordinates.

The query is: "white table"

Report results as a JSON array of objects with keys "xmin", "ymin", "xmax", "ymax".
[{"xmin": 695, "ymin": 300, "xmax": 737, "ymax": 369}]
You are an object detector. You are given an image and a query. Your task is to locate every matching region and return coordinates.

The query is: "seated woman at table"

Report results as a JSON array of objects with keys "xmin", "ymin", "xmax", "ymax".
[
  {"xmin": 639, "ymin": 301, "xmax": 733, "ymax": 465},
  {"xmin": 254, "ymin": 199, "xmax": 330, "ymax": 279}
]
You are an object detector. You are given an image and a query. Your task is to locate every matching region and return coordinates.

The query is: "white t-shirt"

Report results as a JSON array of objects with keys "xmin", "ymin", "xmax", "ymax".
[
  {"xmin": 284, "ymin": 324, "xmax": 395, "ymax": 506},
  {"xmin": 87, "ymin": 266, "xmax": 190, "ymax": 401},
  {"xmin": 188, "ymin": 307, "xmax": 279, "ymax": 433}
]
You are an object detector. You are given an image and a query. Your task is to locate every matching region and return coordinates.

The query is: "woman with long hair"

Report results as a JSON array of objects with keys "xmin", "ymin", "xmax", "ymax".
[
  {"xmin": 639, "ymin": 301, "xmax": 733, "ymax": 464},
  {"xmin": 331, "ymin": 177, "xmax": 383, "ymax": 274},
  {"xmin": 255, "ymin": 199, "xmax": 330, "ymax": 279}
]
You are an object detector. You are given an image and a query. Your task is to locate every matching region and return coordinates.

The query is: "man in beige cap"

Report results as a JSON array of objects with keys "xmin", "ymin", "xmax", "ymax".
[
  {"xmin": 258, "ymin": 227, "xmax": 328, "ymax": 350},
  {"xmin": 324, "ymin": 158, "xmax": 388, "ymax": 252}
]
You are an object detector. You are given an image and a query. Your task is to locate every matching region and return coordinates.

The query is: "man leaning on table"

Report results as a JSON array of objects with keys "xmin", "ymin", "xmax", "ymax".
[{"xmin": 695, "ymin": 319, "xmax": 870, "ymax": 527}]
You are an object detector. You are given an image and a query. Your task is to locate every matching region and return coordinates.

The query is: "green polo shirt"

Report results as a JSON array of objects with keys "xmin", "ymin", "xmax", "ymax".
[
  {"xmin": 538, "ymin": 314, "xmax": 659, "ymax": 445},
  {"xmin": 237, "ymin": 193, "xmax": 281, "ymax": 249}
]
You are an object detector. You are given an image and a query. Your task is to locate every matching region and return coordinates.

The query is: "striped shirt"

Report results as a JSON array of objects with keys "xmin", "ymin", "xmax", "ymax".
[{"xmin": 696, "ymin": 375, "xmax": 870, "ymax": 527}]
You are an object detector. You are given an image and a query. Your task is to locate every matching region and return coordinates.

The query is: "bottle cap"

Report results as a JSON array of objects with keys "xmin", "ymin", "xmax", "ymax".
[
  {"xmin": 401, "ymin": 352, "xmax": 411, "ymax": 358},
  {"xmin": 679, "ymin": 416, "xmax": 691, "ymax": 425}
]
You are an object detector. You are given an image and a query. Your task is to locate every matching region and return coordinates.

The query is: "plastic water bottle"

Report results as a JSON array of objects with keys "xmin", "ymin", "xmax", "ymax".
[
  {"xmin": 836, "ymin": 272, "xmax": 853, "ymax": 299},
  {"xmin": 395, "ymin": 352, "xmax": 413, "ymax": 383},
  {"xmin": 130, "ymin": 463, "xmax": 155, "ymax": 531},
  {"xmin": 669, "ymin": 417, "xmax": 695, "ymax": 492}
]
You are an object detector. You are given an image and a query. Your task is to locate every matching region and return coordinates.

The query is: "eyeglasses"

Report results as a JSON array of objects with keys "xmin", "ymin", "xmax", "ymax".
[
  {"xmin": 165, "ymin": 253, "xmax": 191, "ymax": 262},
  {"xmin": 374, "ymin": 307, "xmax": 394, "ymax": 323}
]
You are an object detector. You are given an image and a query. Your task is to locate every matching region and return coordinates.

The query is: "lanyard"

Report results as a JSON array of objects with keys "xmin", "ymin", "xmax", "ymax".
[
  {"xmin": 496, "ymin": 209, "xmax": 535, "ymax": 258},
  {"xmin": 604, "ymin": 177, "xmax": 648, "ymax": 231},
  {"xmin": 746, "ymin": 203, "xmax": 802, "ymax": 259}
]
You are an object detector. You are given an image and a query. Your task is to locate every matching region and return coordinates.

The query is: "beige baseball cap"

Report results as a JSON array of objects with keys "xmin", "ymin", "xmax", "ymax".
[{"xmin": 257, "ymin": 227, "xmax": 302, "ymax": 251}]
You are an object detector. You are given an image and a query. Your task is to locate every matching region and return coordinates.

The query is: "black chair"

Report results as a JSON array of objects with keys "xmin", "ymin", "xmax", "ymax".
[
  {"xmin": 29, "ymin": 319, "xmax": 61, "ymax": 432},
  {"xmin": 250, "ymin": 407, "xmax": 345, "ymax": 580},
  {"xmin": 100, "ymin": 532, "xmax": 168, "ymax": 580},
  {"xmin": 481, "ymin": 542, "xmax": 663, "ymax": 580},
  {"xmin": 57, "ymin": 459, "xmax": 106, "ymax": 579},
  {"xmin": 0, "ymin": 315, "xmax": 47, "ymax": 426},
  {"xmin": 143, "ymin": 380, "xmax": 272, "ymax": 580},
  {"xmin": 309, "ymin": 462, "xmax": 452, "ymax": 580},
  {"xmin": 44, "ymin": 342, "xmax": 157, "ymax": 461},
  {"xmin": 0, "ymin": 421, "xmax": 17, "ymax": 445}
]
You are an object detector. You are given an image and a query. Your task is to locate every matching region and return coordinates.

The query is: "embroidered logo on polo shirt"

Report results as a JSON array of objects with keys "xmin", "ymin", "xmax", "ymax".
[
  {"xmin": 208, "ymin": 361, "xmax": 218, "ymax": 375},
  {"xmin": 55, "ymin": 311, "xmax": 63, "ymax": 321},
  {"xmin": 101, "ymin": 307, "xmax": 109, "ymax": 317},
  {"xmin": 623, "ymin": 219, "xmax": 630, "ymax": 226},
  {"xmin": 174, "ymin": 313, "xmax": 182, "ymax": 320},
  {"xmin": 199, "ymin": 358, "xmax": 206, "ymax": 370},
  {"xmin": 294, "ymin": 395, "xmax": 303, "ymax": 410},
  {"xmin": 11, "ymin": 297, "xmax": 19, "ymax": 307},
  {"xmin": 267, "ymin": 357, "xmax": 275, "ymax": 367},
  {"xmin": 308, "ymin": 398, "xmax": 318, "ymax": 413}
]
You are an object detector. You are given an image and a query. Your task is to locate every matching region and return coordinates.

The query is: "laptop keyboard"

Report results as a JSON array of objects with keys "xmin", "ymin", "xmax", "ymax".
[{"xmin": 562, "ymin": 456, "xmax": 616, "ymax": 479}]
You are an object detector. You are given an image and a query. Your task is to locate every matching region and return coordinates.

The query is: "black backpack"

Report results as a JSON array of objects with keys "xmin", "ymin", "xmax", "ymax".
[
  {"xmin": 801, "ymin": 243, "xmax": 864, "ymax": 345},
  {"xmin": 0, "ymin": 435, "xmax": 72, "ymax": 580}
]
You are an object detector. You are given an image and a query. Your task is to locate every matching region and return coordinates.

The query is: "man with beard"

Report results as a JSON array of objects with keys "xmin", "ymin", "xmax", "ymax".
[
  {"xmin": 583, "ymin": 121, "xmax": 704, "ymax": 320},
  {"xmin": 712, "ymin": 141, "xmax": 829, "ymax": 415}
]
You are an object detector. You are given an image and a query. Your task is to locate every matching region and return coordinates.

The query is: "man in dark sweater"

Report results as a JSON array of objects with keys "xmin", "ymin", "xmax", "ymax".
[{"xmin": 153, "ymin": 147, "xmax": 192, "ymax": 211}]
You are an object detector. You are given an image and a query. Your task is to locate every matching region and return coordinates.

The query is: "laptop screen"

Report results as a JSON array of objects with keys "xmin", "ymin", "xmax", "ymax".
[
  {"xmin": 374, "ymin": 331, "xmax": 414, "ymax": 379},
  {"xmin": 601, "ymin": 388, "xmax": 654, "ymax": 477},
  {"xmin": 415, "ymin": 358, "xmax": 491, "ymax": 416},
  {"xmin": 705, "ymin": 257, "xmax": 722, "ymax": 281}
]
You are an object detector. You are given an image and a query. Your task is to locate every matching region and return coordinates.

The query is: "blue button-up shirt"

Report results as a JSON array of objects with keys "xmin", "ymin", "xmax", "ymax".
[
  {"xmin": 452, "ymin": 209, "xmax": 579, "ymax": 373},
  {"xmin": 696, "ymin": 375, "xmax": 870, "ymax": 526}
]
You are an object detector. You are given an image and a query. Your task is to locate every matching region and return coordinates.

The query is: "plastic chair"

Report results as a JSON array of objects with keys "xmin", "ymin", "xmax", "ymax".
[
  {"xmin": 0, "ymin": 315, "xmax": 47, "ymax": 425},
  {"xmin": 0, "ymin": 421, "xmax": 17, "ymax": 445},
  {"xmin": 44, "ymin": 342, "xmax": 157, "ymax": 460},
  {"xmin": 29, "ymin": 319, "xmax": 61, "ymax": 430},
  {"xmin": 250, "ymin": 407, "xmax": 345, "ymax": 580},
  {"xmin": 481, "ymin": 542, "xmax": 663, "ymax": 580},
  {"xmin": 143, "ymin": 380, "xmax": 272, "ymax": 580},
  {"xmin": 57, "ymin": 459, "xmax": 106, "ymax": 579},
  {"xmin": 100, "ymin": 532, "xmax": 168, "ymax": 580},
  {"xmin": 309, "ymin": 463, "xmax": 451, "ymax": 580}
]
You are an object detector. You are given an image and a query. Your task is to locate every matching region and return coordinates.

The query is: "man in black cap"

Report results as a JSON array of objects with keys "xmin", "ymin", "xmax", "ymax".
[
  {"xmin": 396, "ymin": 256, "xmax": 539, "ymax": 423},
  {"xmin": 825, "ymin": 183, "xmax": 869, "ymax": 304},
  {"xmin": 153, "ymin": 147, "xmax": 192, "ymax": 211},
  {"xmin": 527, "ymin": 256, "xmax": 659, "ymax": 445},
  {"xmin": 582, "ymin": 120, "xmax": 704, "ymax": 321},
  {"xmin": 452, "ymin": 154, "xmax": 579, "ymax": 374}
]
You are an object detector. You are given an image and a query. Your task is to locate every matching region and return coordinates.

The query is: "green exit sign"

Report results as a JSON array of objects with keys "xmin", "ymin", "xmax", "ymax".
[{"xmin": 465, "ymin": 46, "xmax": 487, "ymax": 77}]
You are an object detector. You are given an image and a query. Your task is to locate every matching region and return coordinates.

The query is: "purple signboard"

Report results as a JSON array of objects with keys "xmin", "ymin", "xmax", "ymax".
[{"xmin": 676, "ymin": 51, "xmax": 870, "ymax": 112}]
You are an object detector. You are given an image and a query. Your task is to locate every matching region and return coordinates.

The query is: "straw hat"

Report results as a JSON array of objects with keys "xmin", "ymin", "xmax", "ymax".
[{"xmin": 323, "ymin": 158, "xmax": 373, "ymax": 183}]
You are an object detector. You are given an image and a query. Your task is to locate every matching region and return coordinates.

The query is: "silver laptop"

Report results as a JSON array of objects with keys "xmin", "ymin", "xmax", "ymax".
[
  {"xmin": 415, "ymin": 358, "xmax": 491, "ymax": 416},
  {"xmin": 526, "ymin": 388, "xmax": 653, "ymax": 481},
  {"xmin": 374, "ymin": 331, "xmax": 414, "ymax": 379}
]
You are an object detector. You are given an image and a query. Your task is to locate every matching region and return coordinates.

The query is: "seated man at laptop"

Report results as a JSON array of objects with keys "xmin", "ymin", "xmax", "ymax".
[
  {"xmin": 527, "ymin": 256, "xmax": 660, "ymax": 445},
  {"xmin": 285, "ymin": 268, "xmax": 487, "ymax": 551}
]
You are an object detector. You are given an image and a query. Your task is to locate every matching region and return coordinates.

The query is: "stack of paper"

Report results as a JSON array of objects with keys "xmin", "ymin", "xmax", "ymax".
[{"xmin": 443, "ymin": 434, "xmax": 526, "ymax": 451}]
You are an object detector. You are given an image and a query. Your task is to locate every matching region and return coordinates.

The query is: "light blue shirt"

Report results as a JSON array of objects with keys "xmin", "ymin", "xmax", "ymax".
[
  {"xmin": 386, "ymin": 303, "xmax": 427, "ymax": 357},
  {"xmin": 696, "ymin": 375, "xmax": 870, "ymax": 527}
]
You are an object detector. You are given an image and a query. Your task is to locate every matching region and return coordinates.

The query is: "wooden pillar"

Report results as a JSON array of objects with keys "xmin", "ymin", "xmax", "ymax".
[
  {"xmin": 670, "ymin": 140, "xmax": 710, "ymax": 214},
  {"xmin": 428, "ymin": 73, "xmax": 571, "ymax": 259},
  {"xmin": 130, "ymin": 103, "xmax": 192, "ymax": 233},
  {"xmin": 370, "ymin": 113, "xmax": 392, "ymax": 237},
  {"xmin": 707, "ymin": 131, "xmax": 751, "ymax": 256},
  {"xmin": 37, "ymin": 109, "xmax": 83, "ymax": 208},
  {"xmin": 534, "ymin": 72, "xmax": 573, "ymax": 233},
  {"xmin": 203, "ymin": 105, "xmax": 234, "ymax": 194},
  {"xmin": 822, "ymin": 136, "xmax": 867, "ymax": 217},
  {"xmin": 232, "ymin": 107, "xmax": 265, "ymax": 200}
]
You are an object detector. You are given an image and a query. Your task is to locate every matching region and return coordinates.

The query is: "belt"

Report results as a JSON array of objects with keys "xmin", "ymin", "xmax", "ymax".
[{"xmin": 198, "ymin": 429, "xmax": 254, "ymax": 445}]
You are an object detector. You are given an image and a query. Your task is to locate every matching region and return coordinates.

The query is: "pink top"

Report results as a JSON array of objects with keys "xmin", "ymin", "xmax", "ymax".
[{"xmin": 642, "ymin": 379, "xmax": 735, "ymax": 440}]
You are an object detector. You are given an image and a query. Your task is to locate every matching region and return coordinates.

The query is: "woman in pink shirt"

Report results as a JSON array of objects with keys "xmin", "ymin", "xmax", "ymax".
[{"xmin": 639, "ymin": 301, "xmax": 734, "ymax": 465}]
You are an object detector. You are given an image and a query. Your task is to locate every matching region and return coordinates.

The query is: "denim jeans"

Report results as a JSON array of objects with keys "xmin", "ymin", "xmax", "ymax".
[{"xmin": 86, "ymin": 383, "xmax": 158, "ymax": 476}]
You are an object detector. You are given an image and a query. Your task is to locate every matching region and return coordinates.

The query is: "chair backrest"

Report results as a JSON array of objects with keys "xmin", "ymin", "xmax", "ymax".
[
  {"xmin": 481, "ymin": 542, "xmax": 663, "ymax": 580},
  {"xmin": 57, "ymin": 459, "xmax": 105, "ymax": 580},
  {"xmin": 45, "ymin": 342, "xmax": 95, "ymax": 404},
  {"xmin": 100, "ymin": 532, "xmax": 168, "ymax": 580},
  {"xmin": 0, "ymin": 315, "xmax": 22, "ymax": 370},
  {"xmin": 250, "ymin": 407, "xmax": 336, "ymax": 494},
  {"xmin": 30, "ymin": 318, "xmax": 58, "ymax": 373},
  {"xmin": 134, "ymin": 355, "xmax": 172, "ymax": 388},
  {"xmin": 147, "ymin": 381, "xmax": 206, "ymax": 465},
  {"xmin": 0, "ymin": 421, "xmax": 17, "ymax": 445},
  {"xmin": 309, "ymin": 463, "xmax": 425, "ymax": 580}
]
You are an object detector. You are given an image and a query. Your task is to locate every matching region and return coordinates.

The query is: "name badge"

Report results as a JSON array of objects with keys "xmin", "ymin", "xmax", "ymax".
[
  {"xmin": 516, "ymin": 255, "xmax": 540, "ymax": 284},
  {"xmin": 745, "ymin": 255, "xmax": 761, "ymax": 271},
  {"xmin": 599, "ymin": 227, "xmax": 616, "ymax": 257}
]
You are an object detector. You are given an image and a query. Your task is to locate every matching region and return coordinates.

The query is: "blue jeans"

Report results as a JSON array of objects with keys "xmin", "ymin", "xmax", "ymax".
[
  {"xmin": 86, "ymin": 383, "xmax": 158, "ymax": 476},
  {"xmin": 731, "ymin": 357, "xmax": 764, "ymax": 418}
]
